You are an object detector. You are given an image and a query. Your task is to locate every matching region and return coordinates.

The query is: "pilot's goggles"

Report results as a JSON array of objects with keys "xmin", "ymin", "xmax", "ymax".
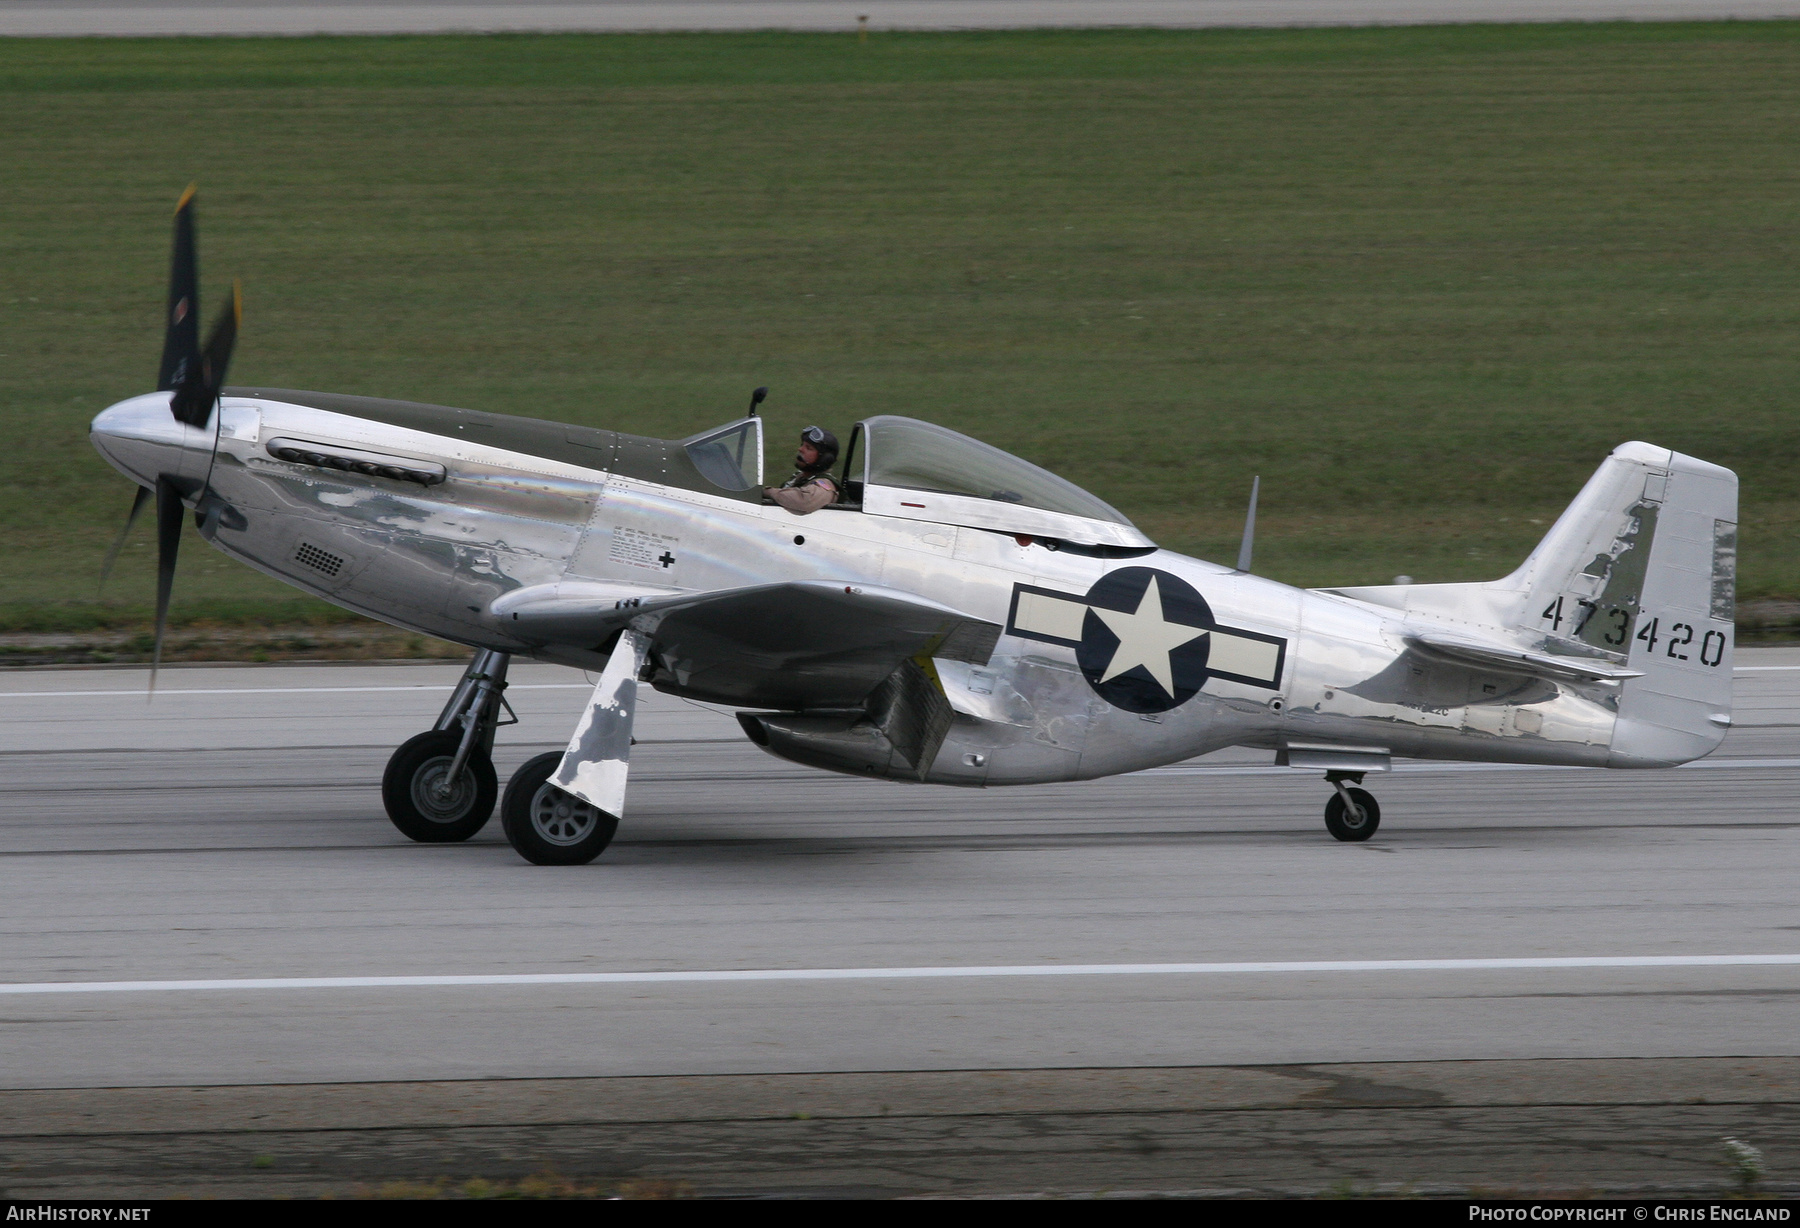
[{"xmin": 800, "ymin": 426, "xmax": 828, "ymax": 444}]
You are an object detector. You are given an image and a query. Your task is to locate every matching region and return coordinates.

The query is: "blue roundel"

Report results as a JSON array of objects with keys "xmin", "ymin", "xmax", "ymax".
[
  {"xmin": 1003, "ymin": 567, "xmax": 1287, "ymax": 715},
  {"xmin": 1074, "ymin": 567, "xmax": 1215, "ymax": 714}
]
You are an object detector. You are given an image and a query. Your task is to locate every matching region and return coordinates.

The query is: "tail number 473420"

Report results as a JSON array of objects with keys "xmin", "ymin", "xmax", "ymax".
[{"xmin": 1541, "ymin": 598, "xmax": 1726, "ymax": 666}]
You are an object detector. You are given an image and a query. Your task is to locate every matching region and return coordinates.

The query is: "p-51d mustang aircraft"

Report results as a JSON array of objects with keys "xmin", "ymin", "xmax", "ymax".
[{"xmin": 90, "ymin": 192, "xmax": 1739, "ymax": 864}]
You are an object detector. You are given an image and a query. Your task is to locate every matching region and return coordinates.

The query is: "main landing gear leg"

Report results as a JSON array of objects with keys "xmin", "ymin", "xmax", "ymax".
[
  {"xmin": 382, "ymin": 649, "xmax": 515, "ymax": 843},
  {"xmin": 1323, "ymin": 770, "xmax": 1380, "ymax": 842},
  {"xmin": 502, "ymin": 629, "xmax": 650, "ymax": 866}
]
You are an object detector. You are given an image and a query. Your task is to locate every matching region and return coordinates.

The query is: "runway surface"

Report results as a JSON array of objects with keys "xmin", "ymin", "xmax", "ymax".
[
  {"xmin": 5, "ymin": 0, "xmax": 1800, "ymax": 38},
  {"xmin": 2, "ymin": 651, "xmax": 1797, "ymax": 1194},
  {"xmin": 2, "ymin": 649, "xmax": 1797, "ymax": 1094}
]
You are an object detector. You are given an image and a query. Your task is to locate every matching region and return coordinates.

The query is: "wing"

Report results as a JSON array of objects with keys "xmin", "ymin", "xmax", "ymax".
[
  {"xmin": 1404, "ymin": 627, "xmax": 1643, "ymax": 683},
  {"xmin": 493, "ymin": 579, "xmax": 1002, "ymax": 709}
]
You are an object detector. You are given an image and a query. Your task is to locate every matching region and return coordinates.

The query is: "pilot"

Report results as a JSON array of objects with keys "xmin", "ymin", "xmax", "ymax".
[{"xmin": 764, "ymin": 425, "xmax": 840, "ymax": 515}]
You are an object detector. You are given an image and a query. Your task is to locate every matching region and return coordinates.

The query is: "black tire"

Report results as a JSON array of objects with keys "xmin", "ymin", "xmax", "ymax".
[
  {"xmin": 501, "ymin": 751, "xmax": 620, "ymax": 866},
  {"xmin": 381, "ymin": 730, "xmax": 497, "ymax": 843},
  {"xmin": 1324, "ymin": 787, "xmax": 1381, "ymax": 842}
]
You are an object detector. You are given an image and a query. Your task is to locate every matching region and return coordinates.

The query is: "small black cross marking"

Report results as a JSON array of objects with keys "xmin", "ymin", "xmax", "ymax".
[{"xmin": 658, "ymin": 551, "xmax": 676, "ymax": 568}]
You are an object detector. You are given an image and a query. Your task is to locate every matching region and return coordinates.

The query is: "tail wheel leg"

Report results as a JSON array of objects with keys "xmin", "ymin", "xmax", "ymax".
[{"xmin": 1323, "ymin": 772, "xmax": 1380, "ymax": 842}]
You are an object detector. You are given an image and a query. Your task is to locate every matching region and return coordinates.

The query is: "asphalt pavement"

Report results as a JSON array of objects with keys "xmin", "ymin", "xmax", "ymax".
[{"xmin": 0, "ymin": 651, "xmax": 1795, "ymax": 1195}]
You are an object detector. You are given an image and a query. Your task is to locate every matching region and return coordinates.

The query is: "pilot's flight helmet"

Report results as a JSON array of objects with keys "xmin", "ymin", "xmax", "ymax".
[{"xmin": 798, "ymin": 425, "xmax": 839, "ymax": 473}]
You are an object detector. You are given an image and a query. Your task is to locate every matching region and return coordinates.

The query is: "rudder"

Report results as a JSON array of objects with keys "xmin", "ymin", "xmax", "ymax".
[{"xmin": 1611, "ymin": 448, "xmax": 1737, "ymax": 765}]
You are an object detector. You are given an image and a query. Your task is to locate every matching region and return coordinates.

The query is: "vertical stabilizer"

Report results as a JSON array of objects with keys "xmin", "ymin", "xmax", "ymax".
[
  {"xmin": 1331, "ymin": 441, "xmax": 1737, "ymax": 767},
  {"xmin": 1511, "ymin": 442, "xmax": 1737, "ymax": 765}
]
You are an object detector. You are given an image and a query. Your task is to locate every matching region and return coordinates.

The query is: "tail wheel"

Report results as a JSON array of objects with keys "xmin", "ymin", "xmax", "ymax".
[
  {"xmin": 501, "ymin": 751, "xmax": 619, "ymax": 866},
  {"xmin": 381, "ymin": 730, "xmax": 497, "ymax": 843},
  {"xmin": 1324, "ymin": 788, "xmax": 1380, "ymax": 842}
]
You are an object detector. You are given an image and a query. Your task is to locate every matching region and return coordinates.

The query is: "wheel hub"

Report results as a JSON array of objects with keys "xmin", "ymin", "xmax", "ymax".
[
  {"xmin": 530, "ymin": 783, "xmax": 601, "ymax": 846},
  {"xmin": 411, "ymin": 757, "xmax": 476, "ymax": 823}
]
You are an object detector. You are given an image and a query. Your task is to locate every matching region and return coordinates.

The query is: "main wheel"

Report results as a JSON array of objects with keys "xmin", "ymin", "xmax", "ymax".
[
  {"xmin": 381, "ymin": 730, "xmax": 497, "ymax": 843},
  {"xmin": 501, "ymin": 751, "xmax": 619, "ymax": 866},
  {"xmin": 1324, "ymin": 787, "xmax": 1380, "ymax": 842}
]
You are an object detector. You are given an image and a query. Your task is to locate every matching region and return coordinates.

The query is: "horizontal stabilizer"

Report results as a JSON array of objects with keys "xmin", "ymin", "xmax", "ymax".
[
  {"xmin": 1405, "ymin": 628, "xmax": 1644, "ymax": 683},
  {"xmin": 494, "ymin": 579, "xmax": 1001, "ymax": 709}
]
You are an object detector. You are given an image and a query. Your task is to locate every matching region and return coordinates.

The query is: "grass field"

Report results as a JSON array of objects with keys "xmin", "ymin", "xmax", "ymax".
[{"xmin": 3, "ymin": 23, "xmax": 1798, "ymax": 632}]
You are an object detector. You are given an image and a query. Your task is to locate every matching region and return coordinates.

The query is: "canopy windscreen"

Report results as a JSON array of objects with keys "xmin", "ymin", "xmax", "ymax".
[
  {"xmin": 860, "ymin": 415, "xmax": 1134, "ymax": 526},
  {"xmin": 683, "ymin": 418, "xmax": 761, "ymax": 491}
]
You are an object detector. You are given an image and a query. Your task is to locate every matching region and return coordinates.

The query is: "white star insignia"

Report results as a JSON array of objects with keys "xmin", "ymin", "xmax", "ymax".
[{"xmin": 1090, "ymin": 575, "xmax": 1207, "ymax": 697}]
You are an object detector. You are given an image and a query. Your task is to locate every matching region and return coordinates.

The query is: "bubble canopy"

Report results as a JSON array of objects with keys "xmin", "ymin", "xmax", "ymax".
[{"xmin": 845, "ymin": 415, "xmax": 1153, "ymax": 549}]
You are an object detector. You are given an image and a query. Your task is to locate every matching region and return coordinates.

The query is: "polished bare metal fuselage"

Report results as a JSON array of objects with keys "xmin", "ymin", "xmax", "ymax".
[{"xmin": 91, "ymin": 390, "xmax": 1701, "ymax": 788}]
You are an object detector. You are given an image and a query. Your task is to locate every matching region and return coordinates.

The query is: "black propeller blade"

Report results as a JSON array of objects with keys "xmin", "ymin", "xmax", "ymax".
[
  {"xmin": 200, "ymin": 281, "xmax": 240, "ymax": 398},
  {"xmin": 103, "ymin": 186, "xmax": 246, "ymax": 690},
  {"xmin": 157, "ymin": 183, "xmax": 200, "ymax": 398},
  {"xmin": 159, "ymin": 183, "xmax": 239, "ymax": 430},
  {"xmin": 98, "ymin": 484, "xmax": 152, "ymax": 597},
  {"xmin": 171, "ymin": 282, "xmax": 237, "ymax": 429},
  {"xmin": 152, "ymin": 475, "xmax": 184, "ymax": 690},
  {"xmin": 196, "ymin": 280, "xmax": 242, "ymax": 495}
]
